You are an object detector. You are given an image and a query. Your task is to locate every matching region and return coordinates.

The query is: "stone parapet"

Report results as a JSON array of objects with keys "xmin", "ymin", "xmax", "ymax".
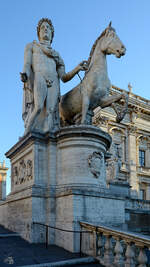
[{"xmin": 80, "ymin": 221, "xmax": 150, "ymax": 266}]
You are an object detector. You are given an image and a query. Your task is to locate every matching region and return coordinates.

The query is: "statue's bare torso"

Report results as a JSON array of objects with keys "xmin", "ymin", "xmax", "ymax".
[
  {"xmin": 20, "ymin": 18, "xmax": 89, "ymax": 135},
  {"xmin": 32, "ymin": 44, "xmax": 60, "ymax": 83}
]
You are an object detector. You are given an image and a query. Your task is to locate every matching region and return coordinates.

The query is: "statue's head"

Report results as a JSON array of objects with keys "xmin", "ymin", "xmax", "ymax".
[{"xmin": 37, "ymin": 18, "xmax": 54, "ymax": 43}]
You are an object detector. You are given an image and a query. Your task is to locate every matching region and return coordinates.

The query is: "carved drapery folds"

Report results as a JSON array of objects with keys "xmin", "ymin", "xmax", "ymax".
[{"xmin": 12, "ymin": 159, "xmax": 33, "ymax": 186}]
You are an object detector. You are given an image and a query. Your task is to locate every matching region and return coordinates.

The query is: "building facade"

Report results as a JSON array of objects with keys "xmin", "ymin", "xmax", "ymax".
[
  {"xmin": 94, "ymin": 85, "xmax": 150, "ymax": 200},
  {"xmin": 0, "ymin": 161, "xmax": 8, "ymax": 199}
]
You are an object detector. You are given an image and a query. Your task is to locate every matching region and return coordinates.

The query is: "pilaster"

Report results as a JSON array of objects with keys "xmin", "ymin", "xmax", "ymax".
[{"xmin": 128, "ymin": 125, "xmax": 139, "ymax": 197}]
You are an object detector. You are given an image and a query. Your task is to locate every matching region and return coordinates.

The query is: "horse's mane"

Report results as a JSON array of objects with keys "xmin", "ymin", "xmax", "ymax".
[{"xmin": 87, "ymin": 26, "xmax": 116, "ymax": 65}]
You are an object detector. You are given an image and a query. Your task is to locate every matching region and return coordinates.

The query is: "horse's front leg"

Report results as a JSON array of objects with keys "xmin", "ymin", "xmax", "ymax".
[
  {"xmin": 100, "ymin": 94, "xmax": 123, "ymax": 108},
  {"xmin": 81, "ymin": 94, "xmax": 90, "ymax": 124}
]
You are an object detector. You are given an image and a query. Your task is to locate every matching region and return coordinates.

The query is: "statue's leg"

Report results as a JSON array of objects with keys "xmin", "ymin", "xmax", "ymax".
[
  {"xmin": 25, "ymin": 74, "xmax": 47, "ymax": 134},
  {"xmin": 100, "ymin": 94, "xmax": 123, "ymax": 108},
  {"xmin": 81, "ymin": 94, "xmax": 90, "ymax": 124},
  {"xmin": 46, "ymin": 83, "xmax": 60, "ymax": 131}
]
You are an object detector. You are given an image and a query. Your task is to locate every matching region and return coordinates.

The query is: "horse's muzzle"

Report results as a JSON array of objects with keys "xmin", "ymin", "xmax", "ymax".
[{"xmin": 121, "ymin": 46, "xmax": 126, "ymax": 56}]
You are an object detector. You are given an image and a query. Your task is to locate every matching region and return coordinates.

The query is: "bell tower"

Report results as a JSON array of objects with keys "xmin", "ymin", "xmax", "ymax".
[{"xmin": 0, "ymin": 161, "xmax": 8, "ymax": 200}]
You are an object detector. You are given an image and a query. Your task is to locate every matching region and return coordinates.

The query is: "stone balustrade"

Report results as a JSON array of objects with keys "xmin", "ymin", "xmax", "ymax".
[
  {"xmin": 126, "ymin": 198, "xmax": 150, "ymax": 211},
  {"xmin": 137, "ymin": 166, "xmax": 150, "ymax": 175},
  {"xmin": 80, "ymin": 221, "xmax": 150, "ymax": 267},
  {"xmin": 0, "ymin": 161, "xmax": 6, "ymax": 168},
  {"xmin": 111, "ymin": 85, "xmax": 150, "ymax": 107}
]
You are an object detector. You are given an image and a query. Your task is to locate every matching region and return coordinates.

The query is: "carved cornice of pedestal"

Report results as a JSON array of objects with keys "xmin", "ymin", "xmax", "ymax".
[
  {"xmin": 57, "ymin": 125, "xmax": 112, "ymax": 151},
  {"xmin": 5, "ymin": 131, "xmax": 57, "ymax": 159}
]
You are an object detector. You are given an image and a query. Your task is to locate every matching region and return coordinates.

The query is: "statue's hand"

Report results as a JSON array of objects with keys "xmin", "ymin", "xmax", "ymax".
[
  {"xmin": 20, "ymin": 72, "xmax": 28, "ymax": 83},
  {"xmin": 78, "ymin": 61, "xmax": 89, "ymax": 72}
]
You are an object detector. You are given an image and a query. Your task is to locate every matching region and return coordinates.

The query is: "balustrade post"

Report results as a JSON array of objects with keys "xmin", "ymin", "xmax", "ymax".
[
  {"xmin": 46, "ymin": 225, "xmax": 48, "ymax": 249},
  {"xmin": 103, "ymin": 234, "xmax": 114, "ymax": 267},
  {"xmin": 80, "ymin": 223, "xmax": 150, "ymax": 267},
  {"xmin": 114, "ymin": 237, "xmax": 124, "ymax": 267},
  {"xmin": 97, "ymin": 232, "xmax": 104, "ymax": 266},
  {"xmin": 125, "ymin": 242, "xmax": 135, "ymax": 267},
  {"xmin": 97, "ymin": 233, "xmax": 103, "ymax": 257},
  {"xmin": 136, "ymin": 244, "xmax": 147, "ymax": 267}
]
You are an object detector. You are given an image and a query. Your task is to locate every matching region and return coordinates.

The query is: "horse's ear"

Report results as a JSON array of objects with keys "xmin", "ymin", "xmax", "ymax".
[{"xmin": 109, "ymin": 21, "xmax": 112, "ymax": 28}]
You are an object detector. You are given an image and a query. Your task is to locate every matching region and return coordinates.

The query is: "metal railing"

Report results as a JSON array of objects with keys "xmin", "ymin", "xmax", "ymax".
[{"xmin": 33, "ymin": 222, "xmax": 92, "ymax": 256}]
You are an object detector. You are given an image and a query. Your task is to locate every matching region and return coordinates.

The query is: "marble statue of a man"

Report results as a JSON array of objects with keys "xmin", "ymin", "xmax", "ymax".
[{"xmin": 20, "ymin": 18, "xmax": 88, "ymax": 134}]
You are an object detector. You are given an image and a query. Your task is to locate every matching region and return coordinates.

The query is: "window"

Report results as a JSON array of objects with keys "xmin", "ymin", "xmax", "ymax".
[
  {"xmin": 139, "ymin": 189, "xmax": 146, "ymax": 200},
  {"xmin": 139, "ymin": 150, "xmax": 145, "ymax": 167}
]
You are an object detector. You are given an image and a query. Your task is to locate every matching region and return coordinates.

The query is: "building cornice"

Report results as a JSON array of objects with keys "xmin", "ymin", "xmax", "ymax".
[{"xmin": 111, "ymin": 85, "xmax": 150, "ymax": 115}]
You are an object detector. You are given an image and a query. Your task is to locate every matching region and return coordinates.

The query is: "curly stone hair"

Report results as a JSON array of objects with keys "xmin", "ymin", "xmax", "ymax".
[{"xmin": 37, "ymin": 18, "xmax": 54, "ymax": 43}]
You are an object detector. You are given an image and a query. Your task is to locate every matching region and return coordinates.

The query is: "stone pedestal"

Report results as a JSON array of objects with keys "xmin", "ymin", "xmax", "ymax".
[
  {"xmin": 0, "ymin": 126, "xmax": 127, "ymax": 252},
  {"xmin": 3, "ymin": 132, "xmax": 55, "ymax": 243},
  {"xmin": 56, "ymin": 126, "xmax": 111, "ymax": 188}
]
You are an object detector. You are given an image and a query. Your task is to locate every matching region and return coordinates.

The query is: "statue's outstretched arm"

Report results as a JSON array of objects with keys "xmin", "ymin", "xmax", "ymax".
[
  {"xmin": 59, "ymin": 61, "xmax": 89, "ymax": 83},
  {"xmin": 20, "ymin": 43, "xmax": 33, "ymax": 83}
]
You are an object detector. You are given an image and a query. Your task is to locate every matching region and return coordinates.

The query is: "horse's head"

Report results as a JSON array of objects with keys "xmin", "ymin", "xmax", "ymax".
[{"xmin": 101, "ymin": 22, "xmax": 126, "ymax": 58}]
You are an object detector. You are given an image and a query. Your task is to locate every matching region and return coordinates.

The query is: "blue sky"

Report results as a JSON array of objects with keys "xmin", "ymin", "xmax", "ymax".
[{"xmin": 1, "ymin": 0, "xmax": 150, "ymax": 193}]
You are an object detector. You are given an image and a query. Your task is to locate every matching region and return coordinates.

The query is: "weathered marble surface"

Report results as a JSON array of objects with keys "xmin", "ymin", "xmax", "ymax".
[
  {"xmin": 60, "ymin": 22, "xmax": 127, "ymax": 125},
  {"xmin": 1, "ymin": 126, "xmax": 124, "ymax": 249},
  {"xmin": 56, "ymin": 125, "xmax": 111, "ymax": 188},
  {"xmin": 21, "ymin": 18, "xmax": 88, "ymax": 135},
  {"xmin": 1, "ymin": 125, "xmax": 149, "ymax": 252}
]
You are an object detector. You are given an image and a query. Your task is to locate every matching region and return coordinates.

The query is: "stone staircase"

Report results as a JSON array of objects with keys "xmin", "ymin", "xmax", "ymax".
[
  {"xmin": 3, "ymin": 222, "xmax": 150, "ymax": 266},
  {"xmin": 0, "ymin": 225, "xmax": 102, "ymax": 267}
]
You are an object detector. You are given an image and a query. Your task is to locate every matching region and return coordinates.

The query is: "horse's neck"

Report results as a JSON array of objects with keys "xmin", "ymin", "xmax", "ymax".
[{"xmin": 89, "ymin": 41, "xmax": 107, "ymax": 75}]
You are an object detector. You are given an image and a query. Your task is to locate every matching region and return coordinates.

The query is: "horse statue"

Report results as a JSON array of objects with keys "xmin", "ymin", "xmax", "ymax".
[{"xmin": 60, "ymin": 22, "xmax": 128, "ymax": 125}]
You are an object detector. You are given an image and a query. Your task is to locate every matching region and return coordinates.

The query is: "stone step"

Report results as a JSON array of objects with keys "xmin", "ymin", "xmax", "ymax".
[
  {"xmin": 0, "ymin": 233, "xmax": 20, "ymax": 237},
  {"xmin": 18, "ymin": 257, "xmax": 100, "ymax": 267},
  {"xmin": 0, "ymin": 224, "xmax": 98, "ymax": 267}
]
